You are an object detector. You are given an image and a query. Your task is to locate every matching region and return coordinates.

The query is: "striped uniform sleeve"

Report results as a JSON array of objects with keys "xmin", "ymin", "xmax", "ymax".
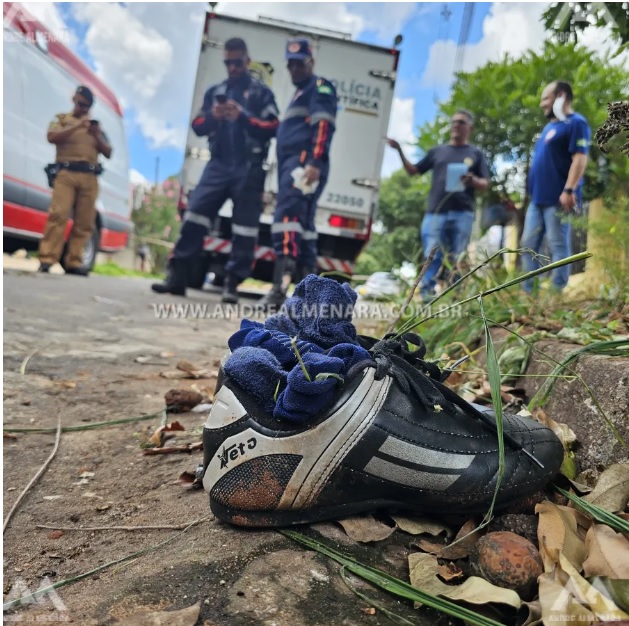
[
  {"xmin": 191, "ymin": 86, "xmax": 219, "ymax": 137},
  {"xmin": 308, "ymin": 78, "xmax": 337, "ymax": 169},
  {"xmin": 242, "ymin": 85, "xmax": 280, "ymax": 141}
]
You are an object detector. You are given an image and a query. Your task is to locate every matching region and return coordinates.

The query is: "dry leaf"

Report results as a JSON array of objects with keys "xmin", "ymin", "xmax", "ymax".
[
  {"xmin": 4, "ymin": 432, "xmax": 18, "ymax": 440},
  {"xmin": 177, "ymin": 471, "xmax": 203, "ymax": 490},
  {"xmin": 174, "ymin": 360, "xmax": 215, "ymax": 379},
  {"xmin": 119, "ymin": 602, "xmax": 201, "ymax": 626},
  {"xmin": 159, "ymin": 370, "xmax": 192, "ymax": 380},
  {"xmin": 536, "ymin": 501, "xmax": 588, "ymax": 572},
  {"xmin": 532, "ymin": 408, "xmax": 577, "ymax": 450},
  {"xmin": 391, "ymin": 515, "xmax": 453, "ymax": 537},
  {"xmin": 539, "ymin": 553, "xmax": 629, "ymax": 625},
  {"xmin": 361, "ymin": 608, "xmax": 376, "ymax": 615},
  {"xmin": 583, "ymin": 525, "xmax": 629, "ymax": 579},
  {"xmin": 520, "ymin": 600, "xmax": 543, "ymax": 626},
  {"xmin": 583, "ymin": 464, "xmax": 629, "ymax": 513},
  {"xmin": 47, "ymin": 530, "xmax": 64, "ymax": 540},
  {"xmin": 58, "ymin": 380, "xmax": 77, "ymax": 389},
  {"xmin": 164, "ymin": 389, "xmax": 203, "ymax": 413},
  {"xmin": 438, "ymin": 562, "xmax": 464, "ymax": 582},
  {"xmin": 416, "ymin": 518, "xmax": 480, "ymax": 559},
  {"xmin": 148, "ymin": 421, "xmax": 185, "ymax": 448},
  {"xmin": 409, "ymin": 552, "xmax": 521, "ymax": 609},
  {"xmin": 337, "ymin": 515, "xmax": 395, "ymax": 543}
]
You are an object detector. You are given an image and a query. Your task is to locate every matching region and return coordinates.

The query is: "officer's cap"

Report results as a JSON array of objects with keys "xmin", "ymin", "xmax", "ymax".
[
  {"xmin": 285, "ymin": 38, "xmax": 313, "ymax": 61},
  {"xmin": 75, "ymin": 85, "xmax": 94, "ymax": 107}
]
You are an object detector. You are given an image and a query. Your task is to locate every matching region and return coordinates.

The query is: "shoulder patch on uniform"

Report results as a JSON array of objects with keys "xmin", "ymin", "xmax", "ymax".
[
  {"xmin": 317, "ymin": 81, "xmax": 334, "ymax": 95},
  {"xmin": 576, "ymin": 138, "xmax": 589, "ymax": 147}
]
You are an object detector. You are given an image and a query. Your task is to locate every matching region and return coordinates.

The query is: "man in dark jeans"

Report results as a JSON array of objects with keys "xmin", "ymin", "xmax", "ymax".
[
  {"xmin": 152, "ymin": 38, "xmax": 279, "ymax": 302},
  {"xmin": 387, "ymin": 110, "xmax": 489, "ymax": 300}
]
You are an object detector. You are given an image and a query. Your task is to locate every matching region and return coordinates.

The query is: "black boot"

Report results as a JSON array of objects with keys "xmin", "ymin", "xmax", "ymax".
[
  {"xmin": 221, "ymin": 274, "xmax": 240, "ymax": 304},
  {"xmin": 257, "ymin": 257, "xmax": 296, "ymax": 312},
  {"xmin": 151, "ymin": 259, "xmax": 188, "ymax": 296}
]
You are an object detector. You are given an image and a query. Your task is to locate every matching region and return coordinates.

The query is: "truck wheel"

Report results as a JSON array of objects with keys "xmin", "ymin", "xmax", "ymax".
[{"xmin": 60, "ymin": 228, "xmax": 100, "ymax": 272}]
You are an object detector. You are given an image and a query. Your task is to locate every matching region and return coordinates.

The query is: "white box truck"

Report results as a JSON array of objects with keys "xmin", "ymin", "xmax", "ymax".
[{"xmin": 178, "ymin": 10, "xmax": 401, "ymax": 287}]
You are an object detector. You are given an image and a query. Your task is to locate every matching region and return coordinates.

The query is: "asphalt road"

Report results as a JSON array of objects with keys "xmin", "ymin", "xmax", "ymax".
[{"xmin": 3, "ymin": 268, "xmax": 426, "ymax": 626}]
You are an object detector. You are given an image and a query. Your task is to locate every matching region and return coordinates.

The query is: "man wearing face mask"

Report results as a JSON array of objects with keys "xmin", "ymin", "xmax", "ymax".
[
  {"xmin": 258, "ymin": 38, "xmax": 337, "ymax": 310},
  {"xmin": 152, "ymin": 38, "xmax": 280, "ymax": 302},
  {"xmin": 521, "ymin": 81, "xmax": 590, "ymax": 294}
]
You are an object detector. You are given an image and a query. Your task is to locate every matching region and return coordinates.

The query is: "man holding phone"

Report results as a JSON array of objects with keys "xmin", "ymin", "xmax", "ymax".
[
  {"xmin": 38, "ymin": 85, "xmax": 112, "ymax": 276},
  {"xmin": 152, "ymin": 38, "xmax": 280, "ymax": 302},
  {"xmin": 386, "ymin": 109, "xmax": 489, "ymax": 300}
]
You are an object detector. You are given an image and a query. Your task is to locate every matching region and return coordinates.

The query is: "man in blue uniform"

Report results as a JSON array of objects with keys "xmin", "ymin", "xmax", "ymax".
[
  {"xmin": 152, "ymin": 38, "xmax": 280, "ymax": 302},
  {"xmin": 258, "ymin": 38, "xmax": 337, "ymax": 310},
  {"xmin": 521, "ymin": 80, "xmax": 590, "ymax": 294}
]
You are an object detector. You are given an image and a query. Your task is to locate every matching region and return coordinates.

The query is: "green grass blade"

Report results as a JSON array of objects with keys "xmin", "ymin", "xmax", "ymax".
[
  {"xmin": 554, "ymin": 486, "xmax": 629, "ymax": 534},
  {"xmin": 281, "ymin": 530, "xmax": 505, "ymax": 626},
  {"xmin": 478, "ymin": 317, "xmax": 627, "ymax": 448},
  {"xmin": 529, "ymin": 339, "xmax": 629, "ymax": 410},
  {"xmin": 3, "ymin": 517, "xmax": 208, "ymax": 611},
  {"xmin": 477, "ymin": 297, "xmax": 505, "ymax": 528},
  {"xmin": 340, "ymin": 566, "xmax": 417, "ymax": 626},
  {"xmin": 396, "ymin": 252, "xmax": 591, "ymax": 337},
  {"xmin": 3, "ymin": 408, "xmax": 167, "ymax": 434}
]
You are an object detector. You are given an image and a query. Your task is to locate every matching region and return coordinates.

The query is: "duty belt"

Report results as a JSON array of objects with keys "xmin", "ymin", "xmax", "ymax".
[{"xmin": 57, "ymin": 161, "xmax": 101, "ymax": 174}]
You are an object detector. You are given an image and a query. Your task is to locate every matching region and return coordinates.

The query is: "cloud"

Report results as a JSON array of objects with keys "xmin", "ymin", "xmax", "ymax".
[
  {"xmin": 17, "ymin": 2, "xmax": 77, "ymax": 48},
  {"xmin": 129, "ymin": 168, "xmax": 150, "ymax": 186},
  {"xmin": 421, "ymin": 3, "xmax": 547, "ymax": 88},
  {"xmin": 381, "ymin": 97, "xmax": 416, "ymax": 177}
]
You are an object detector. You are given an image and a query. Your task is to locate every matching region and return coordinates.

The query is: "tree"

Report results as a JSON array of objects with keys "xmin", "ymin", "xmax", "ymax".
[
  {"xmin": 354, "ymin": 170, "xmax": 431, "ymax": 275},
  {"xmin": 131, "ymin": 176, "xmax": 181, "ymax": 272},
  {"xmin": 417, "ymin": 41, "xmax": 629, "ymax": 208},
  {"xmin": 542, "ymin": 3, "xmax": 629, "ymax": 55}
]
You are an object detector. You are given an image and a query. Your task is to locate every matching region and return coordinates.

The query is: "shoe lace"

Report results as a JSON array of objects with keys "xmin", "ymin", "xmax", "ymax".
[{"xmin": 370, "ymin": 333, "xmax": 544, "ymax": 468}]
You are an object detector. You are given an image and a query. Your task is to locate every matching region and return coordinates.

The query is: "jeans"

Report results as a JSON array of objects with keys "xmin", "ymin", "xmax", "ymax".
[
  {"xmin": 521, "ymin": 203, "xmax": 572, "ymax": 293},
  {"xmin": 420, "ymin": 210, "xmax": 475, "ymax": 297}
]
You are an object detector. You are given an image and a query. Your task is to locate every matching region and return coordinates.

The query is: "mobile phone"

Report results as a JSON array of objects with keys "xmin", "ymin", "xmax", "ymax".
[
  {"xmin": 89, "ymin": 120, "xmax": 99, "ymax": 126},
  {"xmin": 215, "ymin": 94, "xmax": 227, "ymax": 104}
]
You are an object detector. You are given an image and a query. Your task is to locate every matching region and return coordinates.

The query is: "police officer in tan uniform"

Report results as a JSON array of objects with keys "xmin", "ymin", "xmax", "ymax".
[{"xmin": 38, "ymin": 86, "xmax": 112, "ymax": 276}]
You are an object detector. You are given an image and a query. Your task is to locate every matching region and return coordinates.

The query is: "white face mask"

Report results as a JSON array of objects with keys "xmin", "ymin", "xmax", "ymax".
[{"xmin": 553, "ymin": 95, "xmax": 567, "ymax": 121}]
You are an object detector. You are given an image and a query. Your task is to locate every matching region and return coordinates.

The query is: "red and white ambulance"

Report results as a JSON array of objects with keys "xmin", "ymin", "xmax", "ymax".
[{"xmin": 3, "ymin": 2, "xmax": 131, "ymax": 268}]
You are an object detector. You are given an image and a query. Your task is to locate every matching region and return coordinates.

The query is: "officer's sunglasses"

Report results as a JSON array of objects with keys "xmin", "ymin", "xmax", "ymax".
[
  {"xmin": 76, "ymin": 100, "xmax": 91, "ymax": 110},
  {"xmin": 451, "ymin": 119, "xmax": 468, "ymax": 126},
  {"xmin": 224, "ymin": 58, "xmax": 245, "ymax": 68}
]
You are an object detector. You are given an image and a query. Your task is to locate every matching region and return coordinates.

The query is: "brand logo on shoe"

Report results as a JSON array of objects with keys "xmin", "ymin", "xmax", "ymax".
[{"xmin": 217, "ymin": 438, "xmax": 257, "ymax": 469}]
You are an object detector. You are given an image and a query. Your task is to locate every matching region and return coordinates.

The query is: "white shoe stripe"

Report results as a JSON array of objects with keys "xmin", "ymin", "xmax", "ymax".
[
  {"xmin": 378, "ymin": 437, "xmax": 475, "ymax": 471},
  {"xmin": 363, "ymin": 457, "xmax": 461, "ymax": 491}
]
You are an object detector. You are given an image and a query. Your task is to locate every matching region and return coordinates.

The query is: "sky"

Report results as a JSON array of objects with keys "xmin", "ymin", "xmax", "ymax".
[{"xmin": 17, "ymin": 1, "xmax": 620, "ymax": 187}]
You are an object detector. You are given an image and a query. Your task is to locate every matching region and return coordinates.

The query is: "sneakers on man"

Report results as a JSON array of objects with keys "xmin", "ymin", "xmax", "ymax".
[
  {"xmin": 201, "ymin": 332, "xmax": 563, "ymax": 527},
  {"xmin": 65, "ymin": 266, "xmax": 89, "ymax": 277}
]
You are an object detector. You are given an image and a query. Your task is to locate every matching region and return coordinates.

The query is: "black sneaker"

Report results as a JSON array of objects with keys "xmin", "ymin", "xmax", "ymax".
[
  {"xmin": 201, "ymin": 333, "xmax": 563, "ymax": 527},
  {"xmin": 65, "ymin": 266, "xmax": 89, "ymax": 277}
]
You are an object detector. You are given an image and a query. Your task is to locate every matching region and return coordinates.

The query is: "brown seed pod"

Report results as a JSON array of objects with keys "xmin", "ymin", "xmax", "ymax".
[{"xmin": 470, "ymin": 531, "xmax": 543, "ymax": 601}]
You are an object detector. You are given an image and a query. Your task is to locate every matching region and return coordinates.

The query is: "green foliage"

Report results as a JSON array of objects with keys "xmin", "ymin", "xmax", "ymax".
[
  {"xmin": 542, "ymin": 3, "xmax": 629, "ymax": 54},
  {"xmin": 417, "ymin": 41, "xmax": 629, "ymax": 204},
  {"xmin": 354, "ymin": 170, "xmax": 430, "ymax": 274},
  {"xmin": 92, "ymin": 262, "xmax": 162, "ymax": 280},
  {"xmin": 131, "ymin": 176, "xmax": 181, "ymax": 272}
]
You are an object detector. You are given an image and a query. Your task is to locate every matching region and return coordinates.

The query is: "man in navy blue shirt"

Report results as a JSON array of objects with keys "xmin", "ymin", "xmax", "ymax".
[
  {"xmin": 258, "ymin": 38, "xmax": 337, "ymax": 310},
  {"xmin": 521, "ymin": 80, "xmax": 590, "ymax": 293},
  {"xmin": 152, "ymin": 38, "xmax": 279, "ymax": 302}
]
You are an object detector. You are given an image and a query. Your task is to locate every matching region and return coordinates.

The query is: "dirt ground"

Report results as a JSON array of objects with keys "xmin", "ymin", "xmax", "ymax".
[{"xmin": 3, "ymin": 264, "xmax": 437, "ymax": 626}]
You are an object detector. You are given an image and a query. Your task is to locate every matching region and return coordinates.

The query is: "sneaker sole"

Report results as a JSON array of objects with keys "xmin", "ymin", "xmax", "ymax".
[{"xmin": 209, "ymin": 488, "xmax": 538, "ymax": 528}]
